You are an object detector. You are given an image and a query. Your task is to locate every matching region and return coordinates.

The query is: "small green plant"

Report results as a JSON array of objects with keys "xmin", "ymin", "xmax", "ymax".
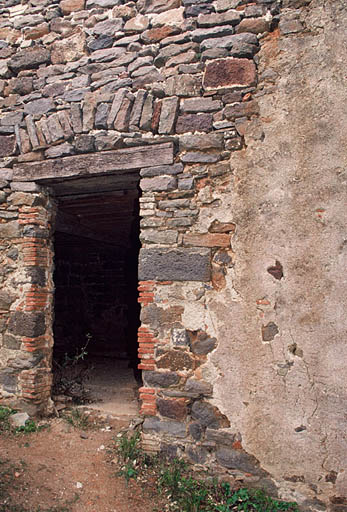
[
  {"xmin": 116, "ymin": 431, "xmax": 142, "ymax": 483},
  {"xmin": 63, "ymin": 408, "xmax": 90, "ymax": 430},
  {"xmin": 0, "ymin": 406, "xmax": 16, "ymax": 434},
  {"xmin": 210, "ymin": 484, "xmax": 299, "ymax": 512},
  {"xmin": 115, "ymin": 432, "xmax": 299, "ymax": 512}
]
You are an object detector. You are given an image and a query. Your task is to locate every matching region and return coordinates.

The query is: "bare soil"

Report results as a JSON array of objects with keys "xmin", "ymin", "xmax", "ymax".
[{"xmin": 0, "ymin": 414, "xmax": 164, "ymax": 512}]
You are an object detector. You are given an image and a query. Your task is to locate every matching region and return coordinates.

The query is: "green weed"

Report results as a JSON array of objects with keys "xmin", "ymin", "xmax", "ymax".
[
  {"xmin": 115, "ymin": 431, "xmax": 299, "ymax": 512},
  {"xmin": 63, "ymin": 408, "xmax": 90, "ymax": 430},
  {"xmin": 0, "ymin": 406, "xmax": 16, "ymax": 434}
]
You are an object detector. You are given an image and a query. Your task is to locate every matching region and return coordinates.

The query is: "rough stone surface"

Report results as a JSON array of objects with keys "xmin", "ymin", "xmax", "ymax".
[
  {"xmin": 204, "ymin": 57, "xmax": 257, "ymax": 89},
  {"xmin": 138, "ymin": 248, "xmax": 211, "ymax": 281},
  {"xmin": 144, "ymin": 371, "xmax": 180, "ymax": 388},
  {"xmin": 8, "ymin": 312, "xmax": 45, "ymax": 338},
  {"xmin": 8, "ymin": 48, "xmax": 50, "ymax": 72}
]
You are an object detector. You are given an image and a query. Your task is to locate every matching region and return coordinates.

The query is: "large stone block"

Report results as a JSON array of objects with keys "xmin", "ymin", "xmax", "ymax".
[
  {"xmin": 203, "ymin": 58, "xmax": 257, "ymax": 90},
  {"xmin": 8, "ymin": 47, "xmax": 50, "ymax": 72},
  {"xmin": 138, "ymin": 248, "xmax": 211, "ymax": 281},
  {"xmin": 216, "ymin": 447, "xmax": 265, "ymax": 475},
  {"xmin": 8, "ymin": 312, "xmax": 46, "ymax": 338},
  {"xmin": 144, "ymin": 370, "xmax": 180, "ymax": 388}
]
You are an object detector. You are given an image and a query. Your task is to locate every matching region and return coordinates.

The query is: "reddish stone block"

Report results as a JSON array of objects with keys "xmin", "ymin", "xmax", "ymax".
[
  {"xmin": 203, "ymin": 58, "xmax": 257, "ymax": 90},
  {"xmin": 142, "ymin": 26, "xmax": 179, "ymax": 43},
  {"xmin": 157, "ymin": 398, "xmax": 188, "ymax": 421},
  {"xmin": 183, "ymin": 233, "xmax": 231, "ymax": 248}
]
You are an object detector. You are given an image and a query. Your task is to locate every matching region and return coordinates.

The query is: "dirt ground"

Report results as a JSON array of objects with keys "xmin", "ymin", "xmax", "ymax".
[{"xmin": 0, "ymin": 413, "xmax": 164, "ymax": 512}]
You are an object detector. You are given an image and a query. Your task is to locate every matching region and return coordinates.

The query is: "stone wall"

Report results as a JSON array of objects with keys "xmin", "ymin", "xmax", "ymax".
[{"xmin": 0, "ymin": 0, "xmax": 346, "ymax": 510}]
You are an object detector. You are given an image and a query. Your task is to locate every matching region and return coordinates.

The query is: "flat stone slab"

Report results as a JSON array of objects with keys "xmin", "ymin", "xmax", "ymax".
[
  {"xmin": 12, "ymin": 143, "xmax": 174, "ymax": 182},
  {"xmin": 138, "ymin": 248, "xmax": 211, "ymax": 281}
]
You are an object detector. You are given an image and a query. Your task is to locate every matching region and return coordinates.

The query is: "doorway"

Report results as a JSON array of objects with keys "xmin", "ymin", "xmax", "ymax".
[{"xmin": 51, "ymin": 172, "xmax": 141, "ymax": 416}]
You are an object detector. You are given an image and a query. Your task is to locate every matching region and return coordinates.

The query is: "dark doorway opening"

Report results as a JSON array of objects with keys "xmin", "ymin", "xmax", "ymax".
[{"xmin": 51, "ymin": 172, "xmax": 141, "ymax": 416}]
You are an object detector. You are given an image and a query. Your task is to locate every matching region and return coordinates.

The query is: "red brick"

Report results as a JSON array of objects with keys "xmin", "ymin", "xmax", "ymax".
[{"xmin": 139, "ymin": 387, "xmax": 155, "ymax": 394}]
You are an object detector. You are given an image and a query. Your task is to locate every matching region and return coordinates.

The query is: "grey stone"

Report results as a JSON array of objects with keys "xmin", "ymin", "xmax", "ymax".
[
  {"xmin": 143, "ymin": 417, "xmax": 187, "ymax": 438},
  {"xmin": 216, "ymin": 447, "xmax": 265, "ymax": 475},
  {"xmin": 158, "ymin": 199, "xmax": 191, "ymax": 209},
  {"xmin": 3, "ymin": 334, "xmax": 21, "ymax": 350},
  {"xmin": 179, "ymin": 133, "xmax": 223, "ymax": 151},
  {"xmin": 24, "ymin": 98, "xmax": 55, "ymax": 116},
  {"xmin": 25, "ymin": 266, "xmax": 46, "ymax": 287},
  {"xmin": 57, "ymin": 111, "xmax": 73, "ymax": 139},
  {"xmin": 181, "ymin": 97, "xmax": 222, "ymax": 113},
  {"xmin": 187, "ymin": 446, "xmax": 208, "ymax": 464},
  {"xmin": 9, "ymin": 48, "xmax": 51, "ymax": 73},
  {"xmin": 75, "ymin": 135, "xmax": 95, "ymax": 153},
  {"xmin": 13, "ymin": 14, "xmax": 45, "ymax": 29},
  {"xmin": 63, "ymin": 87, "xmax": 90, "ymax": 102},
  {"xmin": 107, "ymin": 88, "xmax": 128, "ymax": 128},
  {"xmin": 129, "ymin": 90, "xmax": 147, "ymax": 129},
  {"xmin": 45, "ymin": 143, "xmax": 74, "ymax": 158},
  {"xmin": 138, "ymin": 248, "xmax": 211, "ymax": 282},
  {"xmin": 86, "ymin": 0, "xmax": 121, "ymax": 6},
  {"xmin": 262, "ymin": 322, "xmax": 279, "ymax": 341},
  {"xmin": 201, "ymin": 48, "xmax": 229, "ymax": 61},
  {"xmin": 70, "ymin": 103, "xmax": 83, "ymax": 133},
  {"xmin": 176, "ymin": 114, "xmax": 213, "ymax": 133},
  {"xmin": 140, "ymin": 229, "xmax": 178, "ymax": 244},
  {"xmin": 8, "ymin": 312, "xmax": 45, "ymax": 337},
  {"xmin": 114, "ymin": 35, "xmax": 141, "ymax": 47},
  {"xmin": 25, "ymin": 116, "xmax": 39, "ymax": 149},
  {"xmin": 0, "ymin": 291, "xmax": 14, "ymax": 310},
  {"xmin": 197, "ymin": 11, "xmax": 241, "ymax": 27},
  {"xmin": 191, "ymin": 334, "xmax": 217, "ymax": 355},
  {"xmin": 9, "ymin": 412, "xmax": 30, "ymax": 428},
  {"xmin": 10, "ymin": 182, "xmax": 41, "ymax": 192},
  {"xmin": 93, "ymin": 19, "xmax": 123, "ymax": 37},
  {"xmin": 189, "ymin": 422, "xmax": 204, "ymax": 440},
  {"xmin": 205, "ymin": 428, "xmax": 235, "ymax": 444},
  {"xmin": 144, "ymin": 371, "xmax": 180, "ymax": 388},
  {"xmin": 0, "ymin": 135, "xmax": 16, "ymax": 158},
  {"xmin": 124, "ymin": 15, "xmax": 150, "ymax": 33},
  {"xmin": 185, "ymin": 378, "xmax": 213, "ymax": 396},
  {"xmin": 43, "ymin": 82, "xmax": 66, "ymax": 98},
  {"xmin": 164, "ymin": 74, "xmax": 201, "ymax": 97},
  {"xmin": 0, "ymin": 371, "xmax": 17, "ymax": 393},
  {"xmin": 90, "ymin": 47, "xmax": 126, "ymax": 63},
  {"xmin": 139, "ymin": 93, "xmax": 154, "ymax": 131},
  {"xmin": 0, "ymin": 222, "xmax": 20, "ymax": 239},
  {"xmin": 47, "ymin": 114, "xmax": 64, "ymax": 142},
  {"xmin": 141, "ymin": 176, "xmax": 177, "ymax": 192},
  {"xmin": 95, "ymin": 103, "xmax": 110, "ymax": 130},
  {"xmin": 158, "ymin": 97, "xmax": 179, "ymax": 135},
  {"xmin": 192, "ymin": 26, "xmax": 234, "ymax": 43},
  {"xmin": 88, "ymin": 35, "xmax": 114, "ymax": 52},
  {"xmin": 1, "ymin": 112, "xmax": 24, "ymax": 126},
  {"xmin": 191, "ymin": 401, "xmax": 229, "ymax": 428},
  {"xmin": 114, "ymin": 94, "xmax": 134, "ymax": 131},
  {"xmin": 200, "ymin": 32, "xmax": 258, "ymax": 53},
  {"xmin": 140, "ymin": 163, "xmax": 183, "ymax": 178},
  {"xmin": 181, "ymin": 152, "xmax": 220, "ymax": 164}
]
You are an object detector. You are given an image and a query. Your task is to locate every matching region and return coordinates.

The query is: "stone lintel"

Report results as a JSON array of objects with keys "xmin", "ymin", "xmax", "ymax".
[{"xmin": 12, "ymin": 142, "xmax": 174, "ymax": 182}]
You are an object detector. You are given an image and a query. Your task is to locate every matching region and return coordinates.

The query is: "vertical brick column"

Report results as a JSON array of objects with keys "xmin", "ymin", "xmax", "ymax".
[{"xmin": 15, "ymin": 204, "xmax": 54, "ymax": 406}]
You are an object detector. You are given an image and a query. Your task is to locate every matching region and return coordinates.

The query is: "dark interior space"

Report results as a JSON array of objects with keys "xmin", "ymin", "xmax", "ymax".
[{"xmin": 51, "ymin": 172, "xmax": 141, "ymax": 415}]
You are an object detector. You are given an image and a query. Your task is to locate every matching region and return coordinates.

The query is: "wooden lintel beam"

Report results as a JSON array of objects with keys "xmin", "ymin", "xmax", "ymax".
[{"xmin": 12, "ymin": 143, "xmax": 174, "ymax": 182}]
